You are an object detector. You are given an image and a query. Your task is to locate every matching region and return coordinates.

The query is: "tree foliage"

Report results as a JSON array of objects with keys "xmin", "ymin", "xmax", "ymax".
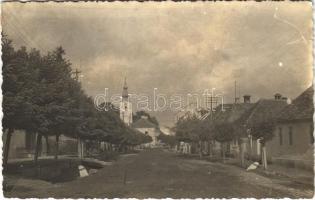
[
  {"xmin": 133, "ymin": 111, "xmax": 159, "ymax": 127},
  {"xmin": 174, "ymin": 116, "xmax": 214, "ymax": 143},
  {"xmin": 213, "ymin": 122, "xmax": 235, "ymax": 143},
  {"xmin": 2, "ymin": 35, "xmax": 151, "ymax": 162},
  {"xmin": 248, "ymin": 121, "xmax": 276, "ymax": 144},
  {"xmin": 158, "ymin": 132, "xmax": 177, "ymax": 147}
]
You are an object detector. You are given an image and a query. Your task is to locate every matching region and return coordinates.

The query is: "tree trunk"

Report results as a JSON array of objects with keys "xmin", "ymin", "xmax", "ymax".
[
  {"xmin": 262, "ymin": 144, "xmax": 268, "ymax": 170},
  {"xmin": 249, "ymin": 136, "xmax": 253, "ymax": 161},
  {"xmin": 221, "ymin": 142, "xmax": 226, "ymax": 163},
  {"xmin": 55, "ymin": 135, "xmax": 60, "ymax": 160},
  {"xmin": 208, "ymin": 140, "xmax": 213, "ymax": 157},
  {"xmin": 189, "ymin": 143, "xmax": 192, "ymax": 154},
  {"xmin": 226, "ymin": 142, "xmax": 230, "ymax": 155},
  {"xmin": 45, "ymin": 135, "xmax": 50, "ymax": 155},
  {"xmin": 199, "ymin": 140, "xmax": 203, "ymax": 159},
  {"xmin": 78, "ymin": 137, "xmax": 82, "ymax": 159},
  {"xmin": 240, "ymin": 138, "xmax": 247, "ymax": 168},
  {"xmin": 240, "ymin": 143, "xmax": 244, "ymax": 167},
  {"xmin": 3, "ymin": 129, "xmax": 13, "ymax": 168},
  {"xmin": 204, "ymin": 141, "xmax": 208, "ymax": 155},
  {"xmin": 78, "ymin": 138, "xmax": 84, "ymax": 159},
  {"xmin": 176, "ymin": 142, "xmax": 180, "ymax": 152},
  {"xmin": 34, "ymin": 133, "xmax": 43, "ymax": 164},
  {"xmin": 123, "ymin": 145, "xmax": 127, "ymax": 153},
  {"xmin": 81, "ymin": 139, "xmax": 85, "ymax": 158}
]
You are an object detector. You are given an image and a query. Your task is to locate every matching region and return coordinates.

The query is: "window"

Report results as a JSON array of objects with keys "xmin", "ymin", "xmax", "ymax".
[
  {"xmin": 310, "ymin": 125, "xmax": 314, "ymax": 144},
  {"xmin": 288, "ymin": 127, "xmax": 293, "ymax": 145},
  {"xmin": 278, "ymin": 127, "xmax": 283, "ymax": 146}
]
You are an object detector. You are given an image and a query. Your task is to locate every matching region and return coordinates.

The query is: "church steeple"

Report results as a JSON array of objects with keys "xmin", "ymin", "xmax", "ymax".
[
  {"xmin": 120, "ymin": 77, "xmax": 133, "ymax": 125},
  {"xmin": 122, "ymin": 77, "xmax": 129, "ymax": 99}
]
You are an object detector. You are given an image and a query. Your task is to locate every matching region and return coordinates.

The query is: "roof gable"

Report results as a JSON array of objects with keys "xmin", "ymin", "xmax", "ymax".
[
  {"xmin": 214, "ymin": 103, "xmax": 255, "ymax": 124},
  {"xmin": 278, "ymin": 86, "xmax": 314, "ymax": 122},
  {"xmin": 132, "ymin": 118, "xmax": 157, "ymax": 128},
  {"xmin": 246, "ymin": 99, "xmax": 288, "ymax": 125}
]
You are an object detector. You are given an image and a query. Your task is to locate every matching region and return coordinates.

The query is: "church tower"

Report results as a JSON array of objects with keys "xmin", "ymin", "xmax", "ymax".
[{"xmin": 120, "ymin": 78, "xmax": 133, "ymax": 125}]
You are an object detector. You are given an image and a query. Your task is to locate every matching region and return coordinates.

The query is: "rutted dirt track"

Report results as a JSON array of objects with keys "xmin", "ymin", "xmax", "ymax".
[{"xmin": 5, "ymin": 148, "xmax": 314, "ymax": 198}]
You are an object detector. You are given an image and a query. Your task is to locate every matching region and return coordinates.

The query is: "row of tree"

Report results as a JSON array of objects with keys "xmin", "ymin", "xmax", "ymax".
[
  {"xmin": 157, "ymin": 132, "xmax": 177, "ymax": 148},
  {"xmin": 173, "ymin": 112, "xmax": 276, "ymax": 168},
  {"xmin": 133, "ymin": 111, "xmax": 159, "ymax": 127},
  {"xmin": 2, "ymin": 36, "xmax": 151, "ymax": 167}
]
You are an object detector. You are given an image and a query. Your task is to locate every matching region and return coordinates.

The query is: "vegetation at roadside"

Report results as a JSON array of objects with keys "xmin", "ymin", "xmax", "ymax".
[{"xmin": 2, "ymin": 35, "xmax": 151, "ymax": 167}]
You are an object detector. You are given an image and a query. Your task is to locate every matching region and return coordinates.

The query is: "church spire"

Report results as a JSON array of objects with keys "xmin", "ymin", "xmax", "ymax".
[{"xmin": 122, "ymin": 77, "xmax": 129, "ymax": 99}]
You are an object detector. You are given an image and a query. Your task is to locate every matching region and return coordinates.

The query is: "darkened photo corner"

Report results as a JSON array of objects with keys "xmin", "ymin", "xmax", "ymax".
[{"xmin": 1, "ymin": 1, "xmax": 314, "ymax": 198}]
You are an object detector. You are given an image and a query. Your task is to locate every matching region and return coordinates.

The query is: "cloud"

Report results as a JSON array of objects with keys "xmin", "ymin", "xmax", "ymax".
[{"xmin": 2, "ymin": 2, "xmax": 313, "ymax": 126}]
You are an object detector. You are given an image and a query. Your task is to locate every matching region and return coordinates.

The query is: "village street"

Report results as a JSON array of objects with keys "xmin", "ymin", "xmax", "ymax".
[{"xmin": 6, "ymin": 148, "xmax": 313, "ymax": 198}]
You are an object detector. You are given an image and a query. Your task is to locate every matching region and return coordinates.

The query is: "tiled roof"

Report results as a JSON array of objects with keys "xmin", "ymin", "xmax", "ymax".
[
  {"xmin": 245, "ymin": 99, "xmax": 288, "ymax": 126},
  {"xmin": 209, "ymin": 99, "xmax": 288, "ymax": 137},
  {"xmin": 132, "ymin": 118, "xmax": 157, "ymax": 128},
  {"xmin": 204, "ymin": 103, "xmax": 234, "ymax": 121},
  {"xmin": 277, "ymin": 86, "xmax": 314, "ymax": 122},
  {"xmin": 213, "ymin": 103, "xmax": 256, "ymax": 125}
]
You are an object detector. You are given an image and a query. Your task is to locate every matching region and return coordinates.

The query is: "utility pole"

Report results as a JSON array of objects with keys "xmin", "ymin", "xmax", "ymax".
[
  {"xmin": 72, "ymin": 66, "xmax": 83, "ymax": 159},
  {"xmin": 205, "ymin": 88, "xmax": 218, "ymax": 120},
  {"xmin": 239, "ymin": 82, "xmax": 241, "ymax": 103},
  {"xmin": 72, "ymin": 68, "xmax": 82, "ymax": 82},
  {"xmin": 234, "ymin": 81, "xmax": 237, "ymax": 103},
  {"xmin": 234, "ymin": 80, "xmax": 240, "ymax": 104}
]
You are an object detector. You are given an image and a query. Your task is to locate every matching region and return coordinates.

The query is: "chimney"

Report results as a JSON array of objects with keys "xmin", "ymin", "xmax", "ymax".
[
  {"xmin": 274, "ymin": 93, "xmax": 282, "ymax": 100},
  {"xmin": 243, "ymin": 95, "xmax": 251, "ymax": 103}
]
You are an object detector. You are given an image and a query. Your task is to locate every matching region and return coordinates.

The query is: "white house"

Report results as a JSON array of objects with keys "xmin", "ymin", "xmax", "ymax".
[{"xmin": 132, "ymin": 116, "xmax": 160, "ymax": 146}]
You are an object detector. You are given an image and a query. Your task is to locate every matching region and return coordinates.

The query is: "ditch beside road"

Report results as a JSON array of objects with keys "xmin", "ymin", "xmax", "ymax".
[{"xmin": 4, "ymin": 148, "xmax": 314, "ymax": 198}]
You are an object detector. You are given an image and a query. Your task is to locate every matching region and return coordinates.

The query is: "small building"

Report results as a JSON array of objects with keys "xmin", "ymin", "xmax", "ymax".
[
  {"xmin": 211, "ymin": 97, "xmax": 256, "ymax": 157},
  {"xmin": 159, "ymin": 126, "xmax": 175, "ymax": 136},
  {"xmin": 3, "ymin": 130, "xmax": 77, "ymax": 160},
  {"xmin": 267, "ymin": 86, "xmax": 314, "ymax": 170},
  {"xmin": 244, "ymin": 96, "xmax": 288, "ymax": 160},
  {"xmin": 3, "ymin": 130, "xmax": 36, "ymax": 159},
  {"xmin": 132, "ymin": 116, "xmax": 160, "ymax": 147}
]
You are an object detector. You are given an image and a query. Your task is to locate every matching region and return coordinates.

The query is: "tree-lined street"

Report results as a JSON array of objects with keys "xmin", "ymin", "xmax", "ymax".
[
  {"xmin": 2, "ymin": 2, "xmax": 313, "ymax": 198},
  {"xmin": 5, "ymin": 149, "xmax": 313, "ymax": 198}
]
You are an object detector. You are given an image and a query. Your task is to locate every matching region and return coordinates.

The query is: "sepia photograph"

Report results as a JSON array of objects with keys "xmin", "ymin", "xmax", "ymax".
[{"xmin": 1, "ymin": 1, "xmax": 314, "ymax": 198}]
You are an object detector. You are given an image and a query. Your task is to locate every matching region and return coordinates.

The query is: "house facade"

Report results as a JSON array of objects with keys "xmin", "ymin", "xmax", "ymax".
[
  {"xmin": 244, "ymin": 96, "xmax": 288, "ymax": 160},
  {"xmin": 211, "ymin": 98, "xmax": 256, "ymax": 157},
  {"xmin": 3, "ymin": 130, "xmax": 77, "ymax": 160},
  {"xmin": 132, "ymin": 116, "xmax": 160, "ymax": 147},
  {"xmin": 3, "ymin": 130, "xmax": 36, "ymax": 159},
  {"xmin": 266, "ymin": 86, "xmax": 314, "ymax": 170}
]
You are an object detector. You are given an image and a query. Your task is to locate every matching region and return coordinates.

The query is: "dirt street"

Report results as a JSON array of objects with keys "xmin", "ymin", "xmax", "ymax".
[{"xmin": 5, "ymin": 148, "xmax": 314, "ymax": 198}]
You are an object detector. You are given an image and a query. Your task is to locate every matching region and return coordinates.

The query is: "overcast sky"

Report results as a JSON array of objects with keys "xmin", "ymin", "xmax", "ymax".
[{"xmin": 2, "ymin": 2, "xmax": 313, "ymax": 126}]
